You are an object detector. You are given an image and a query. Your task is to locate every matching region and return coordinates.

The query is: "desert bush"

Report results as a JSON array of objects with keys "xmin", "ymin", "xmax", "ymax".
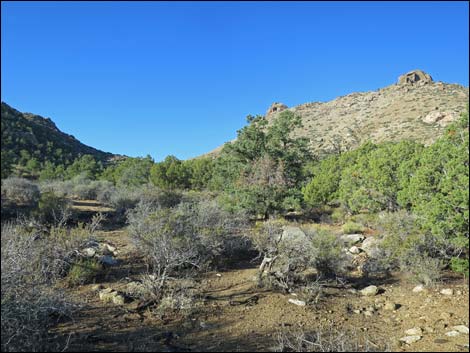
[
  {"xmin": 34, "ymin": 191, "xmax": 72, "ymax": 225},
  {"xmin": 253, "ymin": 219, "xmax": 312, "ymax": 290},
  {"xmin": 127, "ymin": 199, "xmax": 248, "ymax": 298},
  {"xmin": 275, "ymin": 327, "xmax": 387, "ymax": 352},
  {"xmin": 1, "ymin": 177, "xmax": 40, "ymax": 206},
  {"xmin": 342, "ymin": 221, "xmax": 365, "ymax": 234},
  {"xmin": 1, "ymin": 177, "xmax": 40, "ymax": 218},
  {"xmin": 1, "ymin": 221, "xmax": 98, "ymax": 351},
  {"xmin": 307, "ymin": 229, "xmax": 347, "ymax": 278},
  {"xmin": 65, "ymin": 257, "xmax": 102, "ymax": 287}
]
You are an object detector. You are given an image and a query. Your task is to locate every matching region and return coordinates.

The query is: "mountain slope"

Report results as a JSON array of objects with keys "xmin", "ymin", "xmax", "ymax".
[
  {"xmin": 207, "ymin": 70, "xmax": 469, "ymax": 157},
  {"xmin": 1, "ymin": 102, "xmax": 116, "ymax": 170}
]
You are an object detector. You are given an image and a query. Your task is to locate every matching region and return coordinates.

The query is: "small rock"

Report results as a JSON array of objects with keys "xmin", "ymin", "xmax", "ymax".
[
  {"xmin": 112, "ymin": 294, "xmax": 126, "ymax": 305},
  {"xmin": 412, "ymin": 285, "xmax": 425, "ymax": 293},
  {"xmin": 405, "ymin": 327, "xmax": 423, "ymax": 336},
  {"xmin": 99, "ymin": 255, "xmax": 119, "ymax": 266},
  {"xmin": 399, "ymin": 335, "xmax": 422, "ymax": 344},
  {"xmin": 216, "ymin": 273, "xmax": 222, "ymax": 277},
  {"xmin": 364, "ymin": 310, "xmax": 373, "ymax": 317},
  {"xmin": 349, "ymin": 246, "xmax": 361, "ymax": 254},
  {"xmin": 288, "ymin": 299, "xmax": 306, "ymax": 306},
  {"xmin": 440, "ymin": 288, "xmax": 453, "ymax": 296},
  {"xmin": 82, "ymin": 247, "xmax": 97, "ymax": 257},
  {"xmin": 452, "ymin": 325, "xmax": 469, "ymax": 334},
  {"xmin": 445, "ymin": 330, "xmax": 460, "ymax": 337},
  {"xmin": 91, "ymin": 284, "xmax": 104, "ymax": 291},
  {"xmin": 384, "ymin": 302, "xmax": 399, "ymax": 311},
  {"xmin": 424, "ymin": 326, "xmax": 434, "ymax": 333},
  {"xmin": 360, "ymin": 285, "xmax": 379, "ymax": 296},
  {"xmin": 353, "ymin": 309, "xmax": 362, "ymax": 314}
]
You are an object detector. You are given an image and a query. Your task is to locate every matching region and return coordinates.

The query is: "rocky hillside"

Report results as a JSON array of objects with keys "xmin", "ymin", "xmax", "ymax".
[
  {"xmin": 1, "ymin": 102, "xmax": 117, "ymax": 168},
  {"xmin": 210, "ymin": 70, "xmax": 469, "ymax": 157}
]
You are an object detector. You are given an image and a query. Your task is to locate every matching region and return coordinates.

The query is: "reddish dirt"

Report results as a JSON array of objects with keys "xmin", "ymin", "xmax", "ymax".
[{"xmin": 50, "ymin": 227, "xmax": 469, "ymax": 352}]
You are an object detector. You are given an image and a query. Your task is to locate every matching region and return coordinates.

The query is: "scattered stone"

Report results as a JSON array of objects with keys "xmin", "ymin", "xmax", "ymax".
[
  {"xmin": 360, "ymin": 285, "xmax": 379, "ymax": 296},
  {"xmin": 445, "ymin": 330, "xmax": 460, "ymax": 337},
  {"xmin": 399, "ymin": 335, "xmax": 422, "ymax": 344},
  {"xmin": 440, "ymin": 288, "xmax": 453, "ymax": 296},
  {"xmin": 288, "ymin": 299, "xmax": 306, "ymax": 306},
  {"xmin": 353, "ymin": 309, "xmax": 362, "ymax": 314},
  {"xmin": 412, "ymin": 285, "xmax": 425, "ymax": 293},
  {"xmin": 405, "ymin": 327, "xmax": 423, "ymax": 336},
  {"xmin": 452, "ymin": 325, "xmax": 469, "ymax": 334},
  {"xmin": 216, "ymin": 273, "xmax": 222, "ymax": 277}
]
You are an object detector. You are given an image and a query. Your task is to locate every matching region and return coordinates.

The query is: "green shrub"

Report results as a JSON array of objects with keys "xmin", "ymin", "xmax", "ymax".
[
  {"xmin": 307, "ymin": 229, "xmax": 347, "ymax": 278},
  {"xmin": 342, "ymin": 221, "xmax": 365, "ymax": 234},
  {"xmin": 65, "ymin": 258, "xmax": 102, "ymax": 286}
]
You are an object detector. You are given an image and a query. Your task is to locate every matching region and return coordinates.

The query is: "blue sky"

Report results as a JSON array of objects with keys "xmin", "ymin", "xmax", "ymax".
[{"xmin": 1, "ymin": 1, "xmax": 469, "ymax": 161}]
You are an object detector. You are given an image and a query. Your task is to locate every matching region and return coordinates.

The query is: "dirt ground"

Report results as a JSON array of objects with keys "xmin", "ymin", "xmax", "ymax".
[{"xmin": 50, "ymin": 202, "xmax": 469, "ymax": 352}]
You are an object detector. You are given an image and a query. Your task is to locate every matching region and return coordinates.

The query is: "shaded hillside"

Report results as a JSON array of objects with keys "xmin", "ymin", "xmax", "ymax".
[
  {"xmin": 206, "ymin": 70, "xmax": 469, "ymax": 158},
  {"xmin": 1, "ymin": 102, "xmax": 117, "ymax": 173}
]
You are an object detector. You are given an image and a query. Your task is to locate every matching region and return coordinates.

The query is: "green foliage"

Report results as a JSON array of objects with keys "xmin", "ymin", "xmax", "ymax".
[
  {"xmin": 211, "ymin": 111, "xmax": 313, "ymax": 216},
  {"xmin": 308, "ymin": 229, "xmax": 346, "ymax": 278},
  {"xmin": 34, "ymin": 191, "xmax": 70, "ymax": 224},
  {"xmin": 65, "ymin": 258, "xmax": 102, "ymax": 287},
  {"xmin": 184, "ymin": 157, "xmax": 214, "ymax": 190},
  {"xmin": 101, "ymin": 155, "xmax": 154, "ymax": 187},
  {"xmin": 342, "ymin": 221, "xmax": 365, "ymax": 234},
  {"xmin": 399, "ymin": 113, "xmax": 469, "ymax": 259},
  {"xmin": 150, "ymin": 155, "xmax": 190, "ymax": 190},
  {"xmin": 65, "ymin": 155, "xmax": 103, "ymax": 179},
  {"xmin": 1, "ymin": 102, "xmax": 111, "ymax": 178},
  {"xmin": 450, "ymin": 258, "xmax": 469, "ymax": 277}
]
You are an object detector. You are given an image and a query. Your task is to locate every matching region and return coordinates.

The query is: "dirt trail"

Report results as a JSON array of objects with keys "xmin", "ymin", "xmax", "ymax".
[{"xmin": 51, "ymin": 201, "xmax": 469, "ymax": 352}]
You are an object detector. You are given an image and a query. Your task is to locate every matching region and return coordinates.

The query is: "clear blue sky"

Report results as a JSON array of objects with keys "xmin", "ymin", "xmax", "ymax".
[{"xmin": 2, "ymin": 1, "xmax": 468, "ymax": 161}]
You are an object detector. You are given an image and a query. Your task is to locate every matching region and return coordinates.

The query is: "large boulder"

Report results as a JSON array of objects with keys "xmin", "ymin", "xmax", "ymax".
[
  {"xmin": 359, "ymin": 236, "xmax": 382, "ymax": 258},
  {"xmin": 340, "ymin": 234, "xmax": 365, "ymax": 246},
  {"xmin": 422, "ymin": 111, "xmax": 456, "ymax": 126},
  {"xmin": 398, "ymin": 70, "xmax": 433, "ymax": 85}
]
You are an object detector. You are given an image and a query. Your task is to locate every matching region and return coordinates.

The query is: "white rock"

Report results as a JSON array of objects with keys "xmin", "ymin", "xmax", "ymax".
[
  {"xmin": 399, "ymin": 336, "xmax": 422, "ymax": 344},
  {"xmin": 412, "ymin": 285, "xmax": 424, "ymax": 293},
  {"xmin": 349, "ymin": 246, "xmax": 361, "ymax": 254},
  {"xmin": 360, "ymin": 285, "xmax": 379, "ymax": 296},
  {"xmin": 341, "ymin": 234, "xmax": 365, "ymax": 245},
  {"xmin": 405, "ymin": 327, "xmax": 423, "ymax": 336},
  {"xmin": 359, "ymin": 236, "xmax": 382, "ymax": 258},
  {"xmin": 440, "ymin": 288, "xmax": 454, "ymax": 296},
  {"xmin": 82, "ymin": 247, "xmax": 96, "ymax": 257},
  {"xmin": 288, "ymin": 299, "xmax": 306, "ymax": 306},
  {"xmin": 452, "ymin": 325, "xmax": 469, "ymax": 334},
  {"xmin": 445, "ymin": 330, "xmax": 460, "ymax": 337}
]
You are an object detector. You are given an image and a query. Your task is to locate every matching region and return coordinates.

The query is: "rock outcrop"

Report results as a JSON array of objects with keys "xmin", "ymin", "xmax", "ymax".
[
  {"xmin": 398, "ymin": 70, "xmax": 433, "ymax": 85},
  {"xmin": 266, "ymin": 102, "xmax": 287, "ymax": 117}
]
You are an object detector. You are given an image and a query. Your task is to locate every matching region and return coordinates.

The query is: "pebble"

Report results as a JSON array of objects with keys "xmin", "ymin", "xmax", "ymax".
[
  {"xmin": 440, "ymin": 288, "xmax": 453, "ymax": 296},
  {"xmin": 399, "ymin": 335, "xmax": 422, "ymax": 344}
]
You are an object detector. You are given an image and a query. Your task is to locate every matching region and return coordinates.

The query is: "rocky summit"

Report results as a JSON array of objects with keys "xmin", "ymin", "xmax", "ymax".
[{"xmin": 207, "ymin": 70, "xmax": 468, "ymax": 157}]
